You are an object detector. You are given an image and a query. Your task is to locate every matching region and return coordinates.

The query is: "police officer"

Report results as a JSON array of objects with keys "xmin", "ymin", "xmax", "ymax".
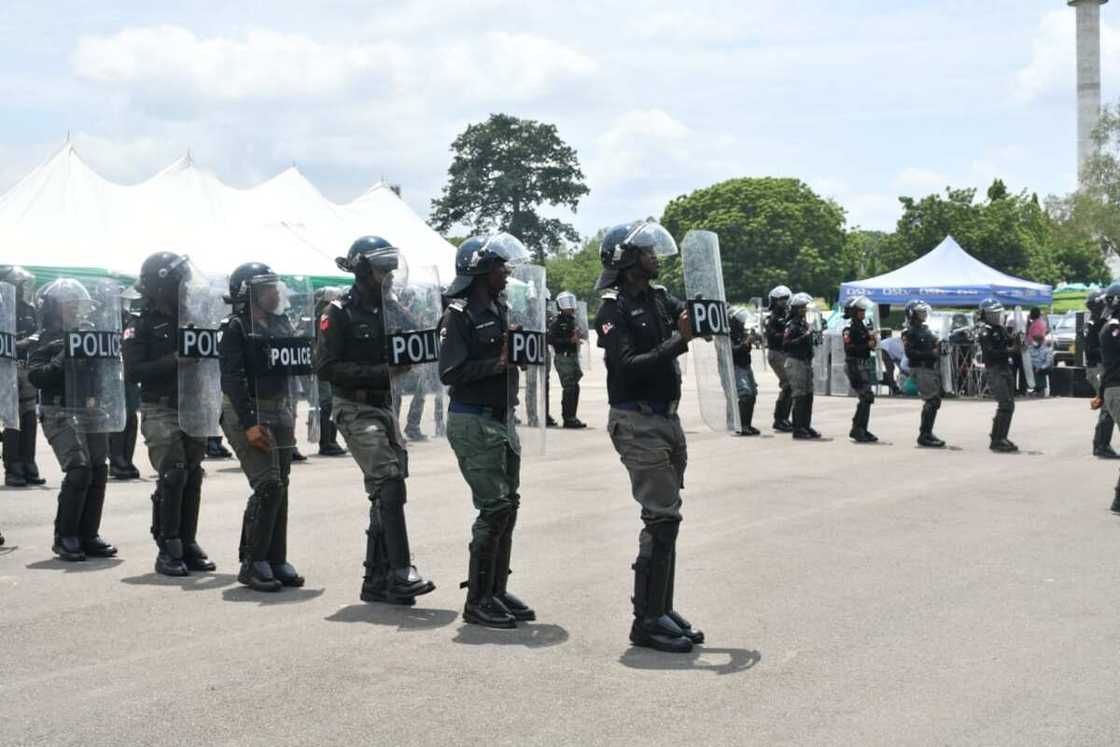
[
  {"xmin": 313, "ymin": 286, "xmax": 347, "ymax": 456},
  {"xmin": 843, "ymin": 297, "xmax": 878, "ymax": 443},
  {"xmin": 124, "ymin": 252, "xmax": 216, "ymax": 577},
  {"xmin": 318, "ymin": 237, "xmax": 436, "ymax": 605},
  {"xmin": 219, "ymin": 262, "xmax": 305, "ymax": 592},
  {"xmin": 1098, "ymin": 283, "xmax": 1120, "ymax": 512},
  {"xmin": 0, "ymin": 266, "xmax": 45, "ymax": 487},
  {"xmin": 976, "ymin": 298, "xmax": 1018, "ymax": 453},
  {"xmin": 1084, "ymin": 290, "xmax": 1118, "ymax": 459},
  {"xmin": 729, "ymin": 306, "xmax": 760, "ymax": 436},
  {"xmin": 902, "ymin": 300, "xmax": 946, "ymax": 448},
  {"xmin": 594, "ymin": 220, "xmax": 704, "ymax": 654},
  {"xmin": 439, "ymin": 233, "xmax": 536, "ymax": 629},
  {"xmin": 28, "ymin": 279, "xmax": 118, "ymax": 562},
  {"xmin": 784, "ymin": 293, "xmax": 821, "ymax": 440},
  {"xmin": 548, "ymin": 291, "xmax": 586, "ymax": 429},
  {"xmin": 109, "ymin": 296, "xmax": 142, "ymax": 480},
  {"xmin": 765, "ymin": 286, "xmax": 794, "ymax": 432}
]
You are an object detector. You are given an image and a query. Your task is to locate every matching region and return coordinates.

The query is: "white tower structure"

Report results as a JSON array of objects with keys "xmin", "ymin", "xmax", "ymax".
[{"xmin": 1070, "ymin": 0, "xmax": 1108, "ymax": 184}]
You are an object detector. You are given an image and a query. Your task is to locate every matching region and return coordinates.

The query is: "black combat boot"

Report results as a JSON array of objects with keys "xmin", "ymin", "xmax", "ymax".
[
  {"xmin": 664, "ymin": 548, "xmax": 703, "ymax": 644},
  {"xmin": 1094, "ymin": 417, "xmax": 1120, "ymax": 458},
  {"xmin": 19, "ymin": 411, "xmax": 45, "ymax": 485},
  {"xmin": 792, "ymin": 396, "xmax": 816, "ymax": 440},
  {"xmin": 492, "ymin": 506, "xmax": 535, "ymax": 621},
  {"xmin": 1111, "ymin": 478, "xmax": 1120, "ymax": 514},
  {"xmin": 180, "ymin": 466, "xmax": 216, "ymax": 571},
  {"xmin": 737, "ymin": 396, "xmax": 760, "ymax": 436},
  {"xmin": 462, "ymin": 536, "xmax": 517, "ymax": 629},
  {"xmin": 155, "ymin": 537, "xmax": 189, "ymax": 577},
  {"xmin": 561, "ymin": 387, "xmax": 587, "ymax": 429},
  {"xmin": 360, "ymin": 510, "xmax": 415, "ymax": 605},
  {"xmin": 206, "ymin": 437, "xmax": 232, "ymax": 459},
  {"xmin": 238, "ymin": 487, "xmax": 282, "ymax": 592},
  {"xmin": 53, "ymin": 465, "xmax": 90, "ymax": 561},
  {"xmin": 629, "ymin": 523, "xmax": 692, "ymax": 653},
  {"xmin": 268, "ymin": 490, "xmax": 305, "ymax": 587},
  {"xmin": 773, "ymin": 389, "xmax": 793, "ymax": 432},
  {"xmin": 3, "ymin": 428, "xmax": 27, "ymax": 486},
  {"xmin": 79, "ymin": 466, "xmax": 117, "ymax": 557},
  {"xmin": 378, "ymin": 480, "xmax": 435, "ymax": 599},
  {"xmin": 917, "ymin": 405, "xmax": 945, "ymax": 448},
  {"xmin": 990, "ymin": 411, "xmax": 1018, "ymax": 453}
]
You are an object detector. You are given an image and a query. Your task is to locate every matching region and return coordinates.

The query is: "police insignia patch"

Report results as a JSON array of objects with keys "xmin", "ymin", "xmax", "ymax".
[
  {"xmin": 319, "ymin": 315, "xmax": 330, "ymax": 332},
  {"xmin": 601, "ymin": 322, "xmax": 614, "ymax": 335}
]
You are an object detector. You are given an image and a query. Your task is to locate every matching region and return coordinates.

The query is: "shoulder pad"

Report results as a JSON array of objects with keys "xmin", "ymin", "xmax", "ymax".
[
  {"xmin": 599, "ymin": 288, "xmax": 619, "ymax": 301},
  {"xmin": 328, "ymin": 299, "xmax": 345, "ymax": 311},
  {"xmin": 651, "ymin": 283, "xmax": 667, "ymax": 291},
  {"xmin": 448, "ymin": 298, "xmax": 467, "ymax": 312}
]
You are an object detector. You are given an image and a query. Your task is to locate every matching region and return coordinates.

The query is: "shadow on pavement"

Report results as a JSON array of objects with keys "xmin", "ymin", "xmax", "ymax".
[
  {"xmin": 326, "ymin": 603, "xmax": 458, "ymax": 631},
  {"xmin": 121, "ymin": 572, "xmax": 238, "ymax": 592},
  {"xmin": 619, "ymin": 646, "xmax": 761, "ymax": 675},
  {"xmin": 0, "ymin": 545, "xmax": 18, "ymax": 556},
  {"xmin": 452, "ymin": 622, "xmax": 569, "ymax": 648},
  {"xmin": 221, "ymin": 586, "xmax": 326, "ymax": 605},
  {"xmin": 25, "ymin": 557, "xmax": 124, "ymax": 573}
]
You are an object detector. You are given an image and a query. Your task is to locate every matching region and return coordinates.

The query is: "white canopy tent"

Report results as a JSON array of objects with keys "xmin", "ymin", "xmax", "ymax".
[{"xmin": 0, "ymin": 142, "xmax": 456, "ymax": 281}]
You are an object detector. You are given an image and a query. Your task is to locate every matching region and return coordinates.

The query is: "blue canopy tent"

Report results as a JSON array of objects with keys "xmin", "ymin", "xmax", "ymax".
[{"xmin": 838, "ymin": 235, "xmax": 1052, "ymax": 307}]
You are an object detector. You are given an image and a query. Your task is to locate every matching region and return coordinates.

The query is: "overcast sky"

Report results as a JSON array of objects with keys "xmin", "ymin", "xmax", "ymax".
[{"xmin": 0, "ymin": 0, "xmax": 1113, "ymax": 240}]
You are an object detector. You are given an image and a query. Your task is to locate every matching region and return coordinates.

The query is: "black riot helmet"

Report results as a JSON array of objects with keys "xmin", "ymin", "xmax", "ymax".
[
  {"xmin": 977, "ymin": 298, "xmax": 1004, "ymax": 326},
  {"xmin": 595, "ymin": 220, "xmax": 678, "ymax": 290},
  {"xmin": 905, "ymin": 299, "xmax": 931, "ymax": 326},
  {"xmin": 227, "ymin": 262, "xmax": 279, "ymax": 308},
  {"xmin": 1086, "ymin": 288, "xmax": 1106, "ymax": 319},
  {"xmin": 768, "ymin": 285, "xmax": 792, "ymax": 310},
  {"xmin": 843, "ymin": 296, "xmax": 873, "ymax": 320},
  {"xmin": 336, "ymin": 236, "xmax": 401, "ymax": 280},
  {"xmin": 0, "ymin": 265, "xmax": 35, "ymax": 304},
  {"xmin": 1102, "ymin": 282, "xmax": 1120, "ymax": 316},
  {"xmin": 136, "ymin": 251, "xmax": 189, "ymax": 302},
  {"xmin": 35, "ymin": 278, "xmax": 93, "ymax": 333},
  {"xmin": 445, "ymin": 232, "xmax": 530, "ymax": 298}
]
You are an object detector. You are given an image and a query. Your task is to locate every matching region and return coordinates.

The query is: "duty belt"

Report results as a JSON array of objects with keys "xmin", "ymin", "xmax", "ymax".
[
  {"xmin": 613, "ymin": 400, "xmax": 677, "ymax": 417},
  {"xmin": 336, "ymin": 387, "xmax": 391, "ymax": 407},
  {"xmin": 449, "ymin": 401, "xmax": 507, "ymax": 421}
]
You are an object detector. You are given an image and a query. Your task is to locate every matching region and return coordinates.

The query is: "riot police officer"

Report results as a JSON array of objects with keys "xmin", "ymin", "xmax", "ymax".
[
  {"xmin": 902, "ymin": 300, "xmax": 946, "ymax": 448},
  {"xmin": 318, "ymin": 237, "xmax": 436, "ymax": 605},
  {"xmin": 124, "ymin": 252, "xmax": 216, "ymax": 577},
  {"xmin": 729, "ymin": 306, "xmax": 760, "ymax": 436},
  {"xmin": 439, "ymin": 233, "xmax": 536, "ymax": 629},
  {"xmin": 0, "ymin": 266, "xmax": 45, "ymax": 487},
  {"xmin": 110, "ymin": 295, "xmax": 142, "ymax": 480},
  {"xmin": 594, "ymin": 220, "xmax": 704, "ymax": 654},
  {"xmin": 977, "ymin": 298, "xmax": 1019, "ymax": 453},
  {"xmin": 1098, "ymin": 283, "xmax": 1120, "ymax": 512},
  {"xmin": 784, "ymin": 293, "xmax": 821, "ymax": 440},
  {"xmin": 843, "ymin": 296, "xmax": 878, "ymax": 443},
  {"xmin": 313, "ymin": 286, "xmax": 347, "ymax": 456},
  {"xmin": 765, "ymin": 285, "xmax": 793, "ymax": 432},
  {"xmin": 548, "ymin": 291, "xmax": 586, "ymax": 429},
  {"xmin": 1084, "ymin": 290, "xmax": 1118, "ymax": 459},
  {"xmin": 28, "ymin": 279, "xmax": 120, "ymax": 562},
  {"xmin": 219, "ymin": 262, "xmax": 306, "ymax": 592}
]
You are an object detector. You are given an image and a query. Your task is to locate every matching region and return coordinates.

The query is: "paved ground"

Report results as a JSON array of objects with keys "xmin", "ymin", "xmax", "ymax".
[{"xmin": 1, "ymin": 361, "xmax": 1116, "ymax": 745}]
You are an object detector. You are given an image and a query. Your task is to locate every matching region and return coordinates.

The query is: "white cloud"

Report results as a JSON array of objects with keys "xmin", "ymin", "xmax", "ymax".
[
  {"xmin": 1014, "ymin": 9, "xmax": 1120, "ymax": 103},
  {"xmin": 894, "ymin": 168, "xmax": 950, "ymax": 194}
]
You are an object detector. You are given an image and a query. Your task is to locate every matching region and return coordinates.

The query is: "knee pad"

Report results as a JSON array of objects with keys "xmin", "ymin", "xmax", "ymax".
[
  {"xmin": 739, "ymin": 393, "xmax": 756, "ymax": 406},
  {"xmin": 159, "ymin": 466, "xmax": 189, "ymax": 495},
  {"xmin": 927, "ymin": 396, "xmax": 942, "ymax": 413},
  {"xmin": 379, "ymin": 478, "xmax": 407, "ymax": 510},
  {"xmin": 649, "ymin": 518, "xmax": 681, "ymax": 549},
  {"xmin": 1001, "ymin": 401, "xmax": 1015, "ymax": 415},
  {"xmin": 861, "ymin": 390, "xmax": 875, "ymax": 406},
  {"xmin": 257, "ymin": 479, "xmax": 284, "ymax": 507},
  {"xmin": 64, "ymin": 465, "xmax": 93, "ymax": 492},
  {"xmin": 90, "ymin": 464, "xmax": 109, "ymax": 487}
]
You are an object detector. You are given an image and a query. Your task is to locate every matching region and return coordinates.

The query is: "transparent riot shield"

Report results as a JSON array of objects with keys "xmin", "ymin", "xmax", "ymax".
[
  {"xmin": 1012, "ymin": 306, "xmax": 1036, "ymax": 390},
  {"xmin": 866, "ymin": 303, "xmax": 883, "ymax": 394},
  {"xmin": 681, "ymin": 230, "xmax": 740, "ymax": 433},
  {"xmin": 807, "ymin": 305, "xmax": 830, "ymax": 396},
  {"xmin": 178, "ymin": 265, "xmax": 228, "ymax": 437},
  {"xmin": 828, "ymin": 330, "xmax": 848, "ymax": 395},
  {"xmin": 745, "ymin": 298, "xmax": 763, "ymax": 374},
  {"xmin": 249, "ymin": 276, "xmax": 318, "ymax": 453},
  {"xmin": 385, "ymin": 265, "xmax": 446, "ymax": 439},
  {"xmin": 508, "ymin": 264, "xmax": 547, "ymax": 456},
  {"xmin": 0, "ymin": 282, "xmax": 18, "ymax": 429},
  {"xmin": 61, "ymin": 278, "xmax": 126, "ymax": 433},
  {"xmin": 936, "ymin": 314, "xmax": 955, "ymax": 396},
  {"xmin": 575, "ymin": 300, "xmax": 591, "ymax": 371}
]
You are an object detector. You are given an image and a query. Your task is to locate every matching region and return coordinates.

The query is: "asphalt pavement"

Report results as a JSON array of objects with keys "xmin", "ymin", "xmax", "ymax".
[{"xmin": 1, "ymin": 364, "xmax": 1115, "ymax": 745}]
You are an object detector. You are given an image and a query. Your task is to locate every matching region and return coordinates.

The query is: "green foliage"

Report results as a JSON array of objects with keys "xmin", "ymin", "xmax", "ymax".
[
  {"xmin": 884, "ymin": 181, "xmax": 1108, "ymax": 286},
  {"xmin": 842, "ymin": 229, "xmax": 890, "ymax": 280},
  {"xmin": 659, "ymin": 177, "xmax": 847, "ymax": 303},
  {"xmin": 545, "ymin": 229, "xmax": 607, "ymax": 312},
  {"xmin": 430, "ymin": 113, "xmax": 589, "ymax": 263}
]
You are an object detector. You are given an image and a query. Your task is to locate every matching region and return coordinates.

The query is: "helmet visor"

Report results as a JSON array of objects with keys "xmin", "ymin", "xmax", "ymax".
[
  {"xmin": 481, "ymin": 233, "xmax": 530, "ymax": 266},
  {"xmin": 623, "ymin": 222, "xmax": 678, "ymax": 257},
  {"xmin": 556, "ymin": 291, "xmax": 577, "ymax": 311}
]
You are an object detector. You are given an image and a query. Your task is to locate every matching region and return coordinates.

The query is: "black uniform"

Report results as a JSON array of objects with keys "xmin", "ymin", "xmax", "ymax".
[
  {"xmin": 28, "ymin": 331, "xmax": 115, "ymax": 558},
  {"xmin": 783, "ymin": 315, "xmax": 817, "ymax": 436},
  {"xmin": 1086, "ymin": 316, "xmax": 1116, "ymax": 453},
  {"xmin": 317, "ymin": 284, "xmax": 434, "ymax": 603},
  {"xmin": 109, "ymin": 307, "xmax": 141, "ymax": 479},
  {"xmin": 123, "ymin": 304, "xmax": 211, "ymax": 571},
  {"xmin": 2, "ymin": 297, "xmax": 42, "ymax": 485},
  {"xmin": 440, "ymin": 295, "xmax": 533, "ymax": 625},
  {"xmin": 764, "ymin": 309, "xmax": 792, "ymax": 425},
  {"xmin": 596, "ymin": 284, "xmax": 703, "ymax": 650},
  {"xmin": 547, "ymin": 311, "xmax": 584, "ymax": 425},
  {"xmin": 977, "ymin": 321, "xmax": 1016, "ymax": 447},
  {"xmin": 1099, "ymin": 319, "xmax": 1120, "ymax": 510},
  {"xmin": 219, "ymin": 310, "xmax": 302, "ymax": 587},
  {"xmin": 902, "ymin": 323, "xmax": 943, "ymax": 440},
  {"xmin": 843, "ymin": 317, "xmax": 876, "ymax": 437},
  {"xmin": 729, "ymin": 315, "xmax": 758, "ymax": 433}
]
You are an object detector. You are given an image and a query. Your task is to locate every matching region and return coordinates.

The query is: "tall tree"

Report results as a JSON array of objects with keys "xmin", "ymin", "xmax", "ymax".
[
  {"xmin": 430, "ymin": 114, "xmax": 589, "ymax": 263},
  {"xmin": 659, "ymin": 177, "xmax": 847, "ymax": 302}
]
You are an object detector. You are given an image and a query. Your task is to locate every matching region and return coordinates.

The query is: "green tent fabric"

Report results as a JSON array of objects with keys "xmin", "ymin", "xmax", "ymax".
[{"xmin": 23, "ymin": 264, "xmax": 351, "ymax": 293}]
